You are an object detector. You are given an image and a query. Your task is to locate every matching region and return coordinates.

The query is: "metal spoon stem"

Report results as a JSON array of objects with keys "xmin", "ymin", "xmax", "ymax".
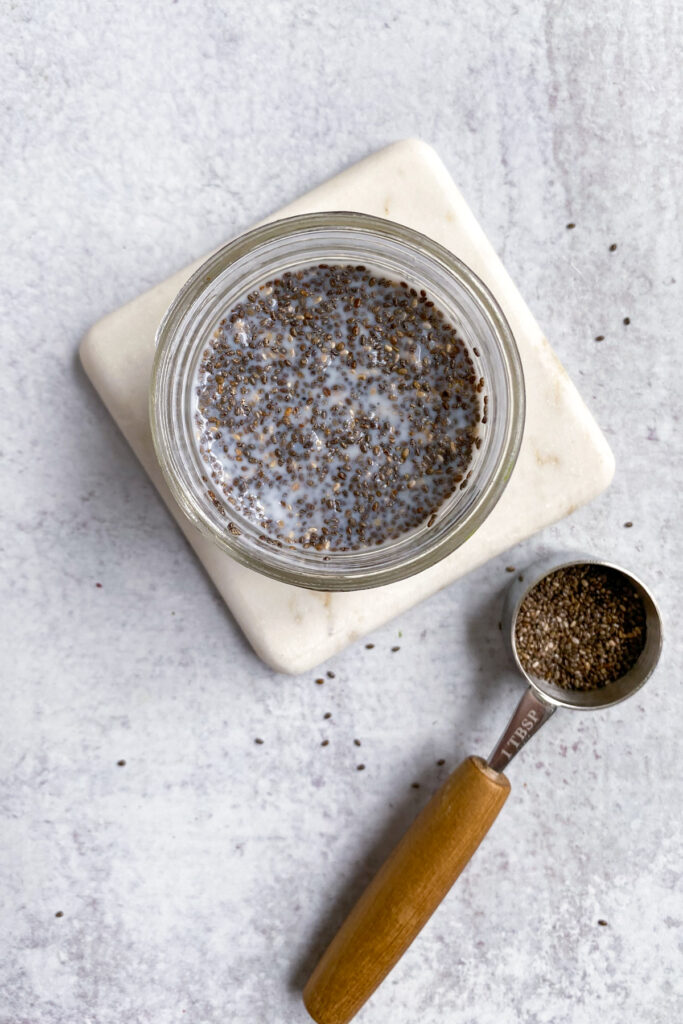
[{"xmin": 487, "ymin": 687, "xmax": 555, "ymax": 773}]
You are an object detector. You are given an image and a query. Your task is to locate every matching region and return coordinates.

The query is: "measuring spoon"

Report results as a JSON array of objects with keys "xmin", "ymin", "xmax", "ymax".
[{"xmin": 303, "ymin": 552, "xmax": 663, "ymax": 1024}]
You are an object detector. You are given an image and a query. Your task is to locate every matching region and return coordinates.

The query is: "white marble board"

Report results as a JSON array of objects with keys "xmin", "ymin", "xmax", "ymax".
[{"xmin": 80, "ymin": 139, "xmax": 615, "ymax": 674}]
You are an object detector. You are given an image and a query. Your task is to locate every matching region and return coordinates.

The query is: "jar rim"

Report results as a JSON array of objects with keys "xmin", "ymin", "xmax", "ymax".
[{"xmin": 150, "ymin": 212, "xmax": 525, "ymax": 590}]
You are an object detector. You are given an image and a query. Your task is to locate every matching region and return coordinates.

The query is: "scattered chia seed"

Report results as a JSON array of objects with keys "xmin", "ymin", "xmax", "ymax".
[
  {"xmin": 365, "ymin": 643, "xmax": 375, "ymax": 649},
  {"xmin": 323, "ymin": 712, "xmax": 332, "ymax": 719},
  {"xmin": 117, "ymin": 759, "xmax": 126, "ymax": 766},
  {"xmin": 357, "ymin": 764, "xmax": 365, "ymax": 771},
  {"xmin": 623, "ymin": 317, "xmax": 630, "ymax": 325},
  {"xmin": 598, "ymin": 919, "xmax": 608, "ymax": 926},
  {"xmin": 515, "ymin": 564, "xmax": 646, "ymax": 690},
  {"xmin": 353, "ymin": 739, "xmax": 361, "ymax": 747},
  {"xmin": 391, "ymin": 645, "xmax": 400, "ymax": 652},
  {"xmin": 95, "ymin": 582, "xmax": 102, "ymax": 588},
  {"xmin": 595, "ymin": 335, "xmax": 605, "ymax": 342},
  {"xmin": 609, "ymin": 243, "xmax": 618, "ymax": 252},
  {"xmin": 326, "ymin": 670, "xmax": 335, "ymax": 679},
  {"xmin": 411, "ymin": 782, "xmax": 420, "ymax": 789},
  {"xmin": 321, "ymin": 740, "xmax": 329, "ymax": 747},
  {"xmin": 566, "ymin": 223, "xmax": 575, "ymax": 229},
  {"xmin": 315, "ymin": 678, "xmax": 324, "ymax": 685},
  {"xmin": 194, "ymin": 264, "xmax": 483, "ymax": 551},
  {"xmin": 254, "ymin": 738, "xmax": 264, "ymax": 745},
  {"xmin": 55, "ymin": 911, "xmax": 64, "ymax": 918},
  {"xmin": 624, "ymin": 521, "xmax": 633, "ymax": 528},
  {"xmin": 505, "ymin": 566, "xmax": 515, "ymax": 573},
  {"xmin": 436, "ymin": 759, "xmax": 446, "ymax": 766}
]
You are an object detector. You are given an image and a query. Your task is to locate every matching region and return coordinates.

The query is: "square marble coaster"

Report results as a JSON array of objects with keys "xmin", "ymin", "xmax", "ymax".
[{"xmin": 80, "ymin": 140, "xmax": 614, "ymax": 674}]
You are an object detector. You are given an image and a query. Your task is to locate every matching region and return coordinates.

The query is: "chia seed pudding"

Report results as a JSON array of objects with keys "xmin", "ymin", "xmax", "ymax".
[{"xmin": 192, "ymin": 263, "xmax": 484, "ymax": 553}]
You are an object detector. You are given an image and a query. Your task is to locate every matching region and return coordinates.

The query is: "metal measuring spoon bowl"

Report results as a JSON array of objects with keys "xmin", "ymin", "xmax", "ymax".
[{"xmin": 488, "ymin": 551, "xmax": 663, "ymax": 771}]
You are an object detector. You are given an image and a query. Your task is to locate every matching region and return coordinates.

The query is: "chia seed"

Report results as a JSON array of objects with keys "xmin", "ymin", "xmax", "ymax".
[
  {"xmin": 515, "ymin": 565, "xmax": 647, "ymax": 690},
  {"xmin": 194, "ymin": 264, "xmax": 482, "ymax": 551}
]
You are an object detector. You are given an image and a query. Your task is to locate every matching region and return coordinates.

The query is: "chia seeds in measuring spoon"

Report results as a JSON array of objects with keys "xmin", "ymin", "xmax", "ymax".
[
  {"xmin": 515, "ymin": 564, "xmax": 647, "ymax": 691},
  {"xmin": 193, "ymin": 264, "xmax": 484, "ymax": 552}
]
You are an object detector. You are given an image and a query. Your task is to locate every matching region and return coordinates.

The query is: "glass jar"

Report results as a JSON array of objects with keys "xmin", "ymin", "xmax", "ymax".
[{"xmin": 150, "ymin": 212, "xmax": 525, "ymax": 591}]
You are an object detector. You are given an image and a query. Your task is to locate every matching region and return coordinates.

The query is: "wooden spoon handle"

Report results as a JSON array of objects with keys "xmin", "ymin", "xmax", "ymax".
[{"xmin": 303, "ymin": 756, "xmax": 510, "ymax": 1024}]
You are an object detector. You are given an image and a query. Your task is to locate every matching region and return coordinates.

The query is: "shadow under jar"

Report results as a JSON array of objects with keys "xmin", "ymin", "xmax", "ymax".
[{"xmin": 150, "ymin": 212, "xmax": 525, "ymax": 590}]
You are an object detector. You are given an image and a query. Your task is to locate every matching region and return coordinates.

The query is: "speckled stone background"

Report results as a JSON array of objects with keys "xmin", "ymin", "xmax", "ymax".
[{"xmin": 1, "ymin": 2, "xmax": 682, "ymax": 1022}]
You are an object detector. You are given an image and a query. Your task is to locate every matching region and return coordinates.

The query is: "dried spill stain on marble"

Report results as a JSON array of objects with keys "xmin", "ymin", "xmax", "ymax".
[
  {"xmin": 534, "ymin": 449, "xmax": 561, "ymax": 467},
  {"xmin": 287, "ymin": 591, "xmax": 334, "ymax": 625}
]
